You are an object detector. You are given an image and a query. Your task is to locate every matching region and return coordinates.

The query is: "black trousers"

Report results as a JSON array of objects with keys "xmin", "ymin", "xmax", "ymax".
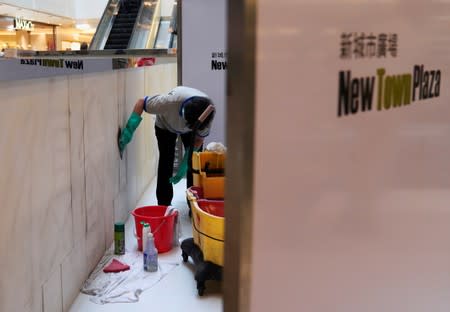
[{"xmin": 155, "ymin": 126, "xmax": 194, "ymax": 206}]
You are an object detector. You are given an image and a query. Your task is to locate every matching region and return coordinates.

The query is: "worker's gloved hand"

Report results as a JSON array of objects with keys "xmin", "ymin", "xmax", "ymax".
[
  {"xmin": 118, "ymin": 112, "xmax": 142, "ymax": 157},
  {"xmin": 169, "ymin": 146, "xmax": 200, "ymax": 184}
]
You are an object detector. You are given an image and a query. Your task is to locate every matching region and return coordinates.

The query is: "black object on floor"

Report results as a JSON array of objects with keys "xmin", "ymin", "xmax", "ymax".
[{"xmin": 181, "ymin": 238, "xmax": 222, "ymax": 296}]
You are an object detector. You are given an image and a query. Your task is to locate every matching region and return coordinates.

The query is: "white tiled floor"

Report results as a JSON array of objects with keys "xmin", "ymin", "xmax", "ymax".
[{"xmin": 69, "ymin": 178, "xmax": 223, "ymax": 312}]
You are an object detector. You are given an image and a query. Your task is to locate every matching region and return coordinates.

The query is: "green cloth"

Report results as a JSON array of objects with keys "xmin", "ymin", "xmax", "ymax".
[
  {"xmin": 118, "ymin": 112, "xmax": 142, "ymax": 154},
  {"xmin": 169, "ymin": 146, "xmax": 200, "ymax": 184}
]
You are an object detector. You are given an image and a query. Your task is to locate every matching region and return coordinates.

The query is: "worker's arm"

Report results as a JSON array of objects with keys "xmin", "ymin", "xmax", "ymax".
[{"xmin": 133, "ymin": 98, "xmax": 145, "ymax": 115}]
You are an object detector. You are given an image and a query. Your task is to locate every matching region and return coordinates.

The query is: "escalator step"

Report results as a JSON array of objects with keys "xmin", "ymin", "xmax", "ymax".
[
  {"xmin": 111, "ymin": 25, "xmax": 135, "ymax": 30},
  {"xmin": 110, "ymin": 29, "xmax": 134, "ymax": 34},
  {"xmin": 112, "ymin": 21, "xmax": 134, "ymax": 28},
  {"xmin": 119, "ymin": 7, "xmax": 140, "ymax": 13},
  {"xmin": 108, "ymin": 33, "xmax": 132, "ymax": 39},
  {"xmin": 114, "ymin": 17, "xmax": 136, "ymax": 23},
  {"xmin": 110, "ymin": 29, "xmax": 133, "ymax": 34},
  {"xmin": 106, "ymin": 38, "xmax": 129, "ymax": 44},
  {"xmin": 109, "ymin": 30, "xmax": 133, "ymax": 36},
  {"xmin": 104, "ymin": 44, "xmax": 128, "ymax": 49},
  {"xmin": 117, "ymin": 13, "xmax": 139, "ymax": 19}
]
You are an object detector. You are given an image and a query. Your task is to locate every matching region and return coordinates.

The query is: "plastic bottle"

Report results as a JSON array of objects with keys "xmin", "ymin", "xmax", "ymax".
[
  {"xmin": 141, "ymin": 222, "xmax": 150, "ymax": 252},
  {"xmin": 143, "ymin": 232, "xmax": 158, "ymax": 272},
  {"xmin": 114, "ymin": 222, "xmax": 125, "ymax": 255}
]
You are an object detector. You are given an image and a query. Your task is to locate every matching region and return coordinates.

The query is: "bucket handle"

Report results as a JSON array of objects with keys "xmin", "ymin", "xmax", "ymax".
[
  {"xmin": 134, "ymin": 219, "xmax": 166, "ymax": 237},
  {"xmin": 134, "ymin": 211, "xmax": 178, "ymax": 237}
]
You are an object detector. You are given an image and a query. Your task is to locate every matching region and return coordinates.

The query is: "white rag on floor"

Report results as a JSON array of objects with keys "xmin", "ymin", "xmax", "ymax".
[{"xmin": 81, "ymin": 248, "xmax": 179, "ymax": 304}]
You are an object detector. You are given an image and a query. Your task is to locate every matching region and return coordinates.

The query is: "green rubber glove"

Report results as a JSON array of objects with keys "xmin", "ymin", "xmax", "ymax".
[
  {"xmin": 169, "ymin": 146, "xmax": 200, "ymax": 184},
  {"xmin": 118, "ymin": 112, "xmax": 142, "ymax": 156}
]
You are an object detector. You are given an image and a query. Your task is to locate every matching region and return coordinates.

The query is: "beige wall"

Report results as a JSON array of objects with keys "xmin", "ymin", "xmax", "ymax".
[{"xmin": 0, "ymin": 62, "xmax": 177, "ymax": 312}]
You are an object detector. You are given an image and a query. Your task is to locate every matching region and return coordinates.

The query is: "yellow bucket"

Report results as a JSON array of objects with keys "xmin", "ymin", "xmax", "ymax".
[
  {"xmin": 186, "ymin": 188, "xmax": 225, "ymax": 266},
  {"xmin": 192, "ymin": 152, "xmax": 225, "ymax": 199}
]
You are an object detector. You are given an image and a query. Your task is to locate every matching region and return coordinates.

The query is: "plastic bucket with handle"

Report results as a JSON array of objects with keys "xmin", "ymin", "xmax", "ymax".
[{"xmin": 131, "ymin": 205, "xmax": 177, "ymax": 253}]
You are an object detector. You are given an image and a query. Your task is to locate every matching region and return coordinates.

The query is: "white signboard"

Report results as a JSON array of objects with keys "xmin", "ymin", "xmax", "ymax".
[{"xmin": 181, "ymin": 0, "xmax": 227, "ymax": 144}]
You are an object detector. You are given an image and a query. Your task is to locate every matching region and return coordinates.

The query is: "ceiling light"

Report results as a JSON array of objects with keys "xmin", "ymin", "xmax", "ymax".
[{"xmin": 75, "ymin": 24, "xmax": 90, "ymax": 30}]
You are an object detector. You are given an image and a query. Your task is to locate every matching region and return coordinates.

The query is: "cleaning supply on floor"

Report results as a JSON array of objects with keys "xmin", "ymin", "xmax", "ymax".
[
  {"xmin": 141, "ymin": 222, "xmax": 150, "ymax": 253},
  {"xmin": 103, "ymin": 259, "xmax": 130, "ymax": 273},
  {"xmin": 143, "ymin": 232, "xmax": 158, "ymax": 272},
  {"xmin": 81, "ymin": 248, "xmax": 179, "ymax": 304},
  {"xmin": 114, "ymin": 222, "xmax": 125, "ymax": 255}
]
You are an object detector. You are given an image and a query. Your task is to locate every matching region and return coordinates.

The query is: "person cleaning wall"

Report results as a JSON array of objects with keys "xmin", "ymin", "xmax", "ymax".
[{"xmin": 118, "ymin": 86, "xmax": 215, "ymax": 206}]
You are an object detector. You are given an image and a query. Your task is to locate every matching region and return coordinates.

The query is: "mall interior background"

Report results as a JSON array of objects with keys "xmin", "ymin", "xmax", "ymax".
[{"xmin": 0, "ymin": 0, "xmax": 175, "ymax": 51}]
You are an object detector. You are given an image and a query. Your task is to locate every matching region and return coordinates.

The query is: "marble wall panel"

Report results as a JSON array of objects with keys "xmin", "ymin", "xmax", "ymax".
[
  {"xmin": 68, "ymin": 75, "xmax": 87, "ymax": 247},
  {"xmin": 144, "ymin": 63, "xmax": 177, "ymax": 95},
  {"xmin": 42, "ymin": 265, "xmax": 63, "ymax": 312},
  {"xmin": 0, "ymin": 79, "xmax": 35, "ymax": 312},
  {"xmin": 116, "ymin": 70, "xmax": 127, "ymax": 193},
  {"xmin": 30, "ymin": 77, "xmax": 72, "ymax": 289},
  {"xmin": 124, "ymin": 68, "xmax": 145, "ymax": 211},
  {"xmin": 82, "ymin": 71, "xmax": 119, "ymax": 269},
  {"xmin": 114, "ymin": 190, "xmax": 130, "ymax": 224},
  {"xmin": 61, "ymin": 241, "xmax": 87, "ymax": 312},
  {"xmin": 0, "ymin": 63, "xmax": 176, "ymax": 312}
]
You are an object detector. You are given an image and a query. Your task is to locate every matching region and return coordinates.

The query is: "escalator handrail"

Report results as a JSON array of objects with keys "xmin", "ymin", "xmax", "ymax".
[{"xmin": 127, "ymin": 0, "xmax": 161, "ymax": 49}]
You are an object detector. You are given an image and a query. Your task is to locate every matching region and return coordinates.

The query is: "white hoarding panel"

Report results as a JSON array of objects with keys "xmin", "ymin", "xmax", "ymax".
[
  {"xmin": 250, "ymin": 1, "xmax": 450, "ymax": 311},
  {"xmin": 181, "ymin": 0, "xmax": 227, "ymax": 144}
]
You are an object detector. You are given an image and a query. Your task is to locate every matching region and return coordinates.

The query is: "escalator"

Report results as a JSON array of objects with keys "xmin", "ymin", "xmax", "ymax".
[
  {"xmin": 104, "ymin": 1, "xmax": 140, "ymax": 49},
  {"xmin": 90, "ymin": 0, "xmax": 177, "ymax": 51}
]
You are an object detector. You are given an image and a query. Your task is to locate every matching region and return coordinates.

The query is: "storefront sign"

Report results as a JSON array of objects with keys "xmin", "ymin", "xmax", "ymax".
[
  {"xmin": 340, "ymin": 32, "xmax": 398, "ymax": 59},
  {"xmin": 211, "ymin": 51, "xmax": 227, "ymax": 71},
  {"xmin": 14, "ymin": 17, "xmax": 33, "ymax": 31},
  {"xmin": 0, "ymin": 58, "xmax": 114, "ymax": 81},
  {"xmin": 20, "ymin": 58, "xmax": 85, "ymax": 70},
  {"xmin": 337, "ymin": 32, "xmax": 443, "ymax": 117}
]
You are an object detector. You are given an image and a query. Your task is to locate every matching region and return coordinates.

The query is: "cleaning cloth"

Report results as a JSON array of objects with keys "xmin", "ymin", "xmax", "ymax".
[
  {"xmin": 81, "ymin": 248, "xmax": 179, "ymax": 304},
  {"xmin": 103, "ymin": 259, "xmax": 130, "ymax": 273}
]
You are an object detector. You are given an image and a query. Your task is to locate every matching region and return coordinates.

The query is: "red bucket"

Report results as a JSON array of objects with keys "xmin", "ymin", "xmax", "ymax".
[{"xmin": 131, "ymin": 205, "xmax": 178, "ymax": 253}]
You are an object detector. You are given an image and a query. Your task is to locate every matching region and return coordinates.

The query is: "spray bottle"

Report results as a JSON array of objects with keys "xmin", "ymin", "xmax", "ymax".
[{"xmin": 143, "ymin": 232, "xmax": 158, "ymax": 272}]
